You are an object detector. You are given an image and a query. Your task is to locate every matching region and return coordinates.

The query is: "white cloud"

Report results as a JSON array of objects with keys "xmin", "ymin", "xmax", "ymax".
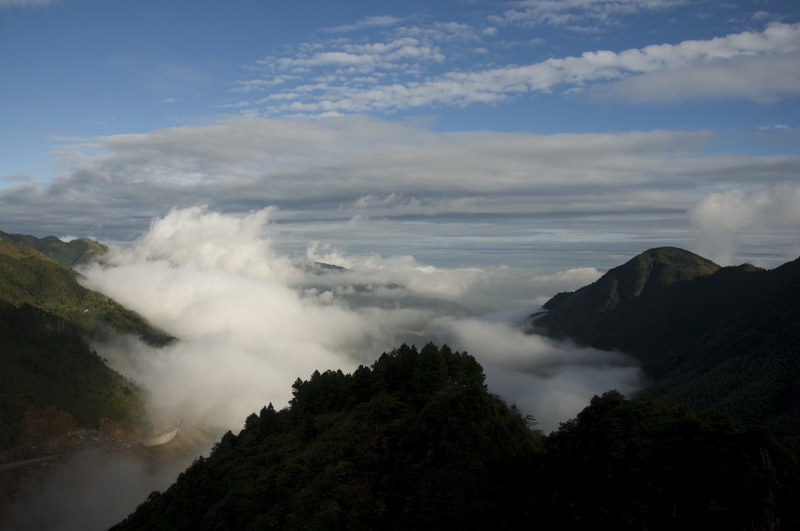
[
  {"xmin": 2, "ymin": 115, "xmax": 797, "ymax": 269},
  {"xmin": 689, "ymin": 183, "xmax": 800, "ymax": 265},
  {"xmin": 235, "ymin": 22, "xmax": 800, "ymax": 115},
  {"xmin": 423, "ymin": 316, "xmax": 644, "ymax": 432},
  {"xmin": 592, "ymin": 51, "xmax": 800, "ymax": 105},
  {"xmin": 323, "ymin": 15, "xmax": 405, "ymax": 33},
  {"xmin": 757, "ymin": 124, "xmax": 791, "ymax": 131},
  {"xmin": 0, "ymin": 0, "xmax": 58, "ymax": 8},
  {"xmin": 75, "ymin": 207, "xmax": 641, "ymax": 436},
  {"xmin": 491, "ymin": 0, "xmax": 690, "ymax": 28}
]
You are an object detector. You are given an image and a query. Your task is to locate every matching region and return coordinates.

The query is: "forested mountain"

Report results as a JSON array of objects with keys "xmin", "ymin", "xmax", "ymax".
[
  {"xmin": 0, "ymin": 230, "xmax": 107, "ymax": 267},
  {"xmin": 0, "ymin": 301, "xmax": 144, "ymax": 449},
  {"xmin": 113, "ymin": 344, "xmax": 798, "ymax": 530},
  {"xmin": 532, "ymin": 247, "xmax": 800, "ymax": 448},
  {"xmin": 0, "ymin": 237, "xmax": 169, "ymax": 450},
  {"xmin": 0, "ymin": 238, "xmax": 170, "ymax": 345}
]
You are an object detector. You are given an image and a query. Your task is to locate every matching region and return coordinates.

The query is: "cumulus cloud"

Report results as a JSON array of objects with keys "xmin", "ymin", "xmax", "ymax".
[
  {"xmin": 689, "ymin": 183, "xmax": 800, "ymax": 265},
  {"xmin": 76, "ymin": 207, "xmax": 642, "ymax": 435},
  {"xmin": 2, "ymin": 206, "xmax": 643, "ymax": 530}
]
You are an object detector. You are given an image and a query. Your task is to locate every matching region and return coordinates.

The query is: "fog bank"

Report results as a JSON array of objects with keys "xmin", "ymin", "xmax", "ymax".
[{"xmin": 82, "ymin": 207, "xmax": 642, "ymax": 434}]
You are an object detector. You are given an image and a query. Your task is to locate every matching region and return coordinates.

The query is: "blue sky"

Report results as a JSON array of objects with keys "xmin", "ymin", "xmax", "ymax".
[{"xmin": 2, "ymin": 0, "xmax": 800, "ymax": 271}]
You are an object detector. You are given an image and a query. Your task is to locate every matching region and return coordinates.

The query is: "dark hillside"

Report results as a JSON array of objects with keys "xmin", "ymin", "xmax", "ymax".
[
  {"xmin": 112, "ymin": 346, "xmax": 799, "ymax": 530},
  {"xmin": 0, "ymin": 236, "xmax": 168, "ymax": 450},
  {"xmin": 113, "ymin": 343, "xmax": 544, "ymax": 530},
  {"xmin": 533, "ymin": 249, "xmax": 800, "ymax": 447},
  {"xmin": 0, "ymin": 301, "xmax": 144, "ymax": 449},
  {"xmin": 539, "ymin": 391, "xmax": 798, "ymax": 530},
  {"xmin": 539, "ymin": 247, "xmax": 721, "ymax": 330}
]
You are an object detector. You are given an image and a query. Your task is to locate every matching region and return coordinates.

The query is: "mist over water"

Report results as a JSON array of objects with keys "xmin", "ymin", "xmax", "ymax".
[{"xmin": 4, "ymin": 206, "xmax": 643, "ymax": 530}]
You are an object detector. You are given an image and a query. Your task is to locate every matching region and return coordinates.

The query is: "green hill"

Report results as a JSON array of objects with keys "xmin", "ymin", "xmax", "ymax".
[
  {"xmin": 0, "ymin": 236, "xmax": 170, "ymax": 449},
  {"xmin": 0, "ymin": 301, "xmax": 144, "ymax": 449},
  {"xmin": 0, "ymin": 230, "xmax": 108, "ymax": 267},
  {"xmin": 112, "ymin": 345, "xmax": 798, "ymax": 530},
  {"xmin": 538, "ymin": 246, "xmax": 721, "ymax": 320},
  {"xmin": 532, "ymin": 247, "xmax": 800, "ymax": 448},
  {"xmin": 0, "ymin": 239, "xmax": 171, "ymax": 345}
]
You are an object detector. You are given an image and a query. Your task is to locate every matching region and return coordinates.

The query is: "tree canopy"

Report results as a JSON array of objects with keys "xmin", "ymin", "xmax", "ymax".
[{"xmin": 112, "ymin": 345, "xmax": 799, "ymax": 530}]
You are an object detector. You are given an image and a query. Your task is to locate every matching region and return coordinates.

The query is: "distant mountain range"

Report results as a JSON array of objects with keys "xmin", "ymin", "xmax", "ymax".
[{"xmin": 530, "ymin": 246, "xmax": 800, "ymax": 449}]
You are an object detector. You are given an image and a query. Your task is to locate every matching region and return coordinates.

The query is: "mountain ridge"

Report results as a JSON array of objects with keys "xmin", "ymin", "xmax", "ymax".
[
  {"xmin": 111, "ymin": 345, "xmax": 799, "ymax": 530},
  {"xmin": 0, "ymin": 230, "xmax": 107, "ymax": 267},
  {"xmin": 0, "ymin": 239, "xmax": 171, "ymax": 345},
  {"xmin": 542, "ymin": 246, "xmax": 723, "ymax": 314},
  {"xmin": 531, "ymin": 247, "xmax": 800, "ymax": 448}
]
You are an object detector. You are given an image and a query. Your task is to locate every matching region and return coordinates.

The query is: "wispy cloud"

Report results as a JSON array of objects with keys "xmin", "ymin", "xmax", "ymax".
[
  {"xmin": 0, "ymin": 0, "xmax": 58, "ymax": 8},
  {"xmin": 230, "ymin": 22, "xmax": 800, "ymax": 115},
  {"xmin": 490, "ymin": 0, "xmax": 690, "ymax": 29},
  {"xmin": 323, "ymin": 14, "xmax": 405, "ymax": 33}
]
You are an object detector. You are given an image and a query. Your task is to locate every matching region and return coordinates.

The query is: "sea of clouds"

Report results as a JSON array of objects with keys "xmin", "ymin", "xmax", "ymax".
[
  {"xmin": 4, "ymin": 205, "xmax": 647, "ymax": 531},
  {"xmin": 81, "ymin": 206, "xmax": 644, "ymax": 434}
]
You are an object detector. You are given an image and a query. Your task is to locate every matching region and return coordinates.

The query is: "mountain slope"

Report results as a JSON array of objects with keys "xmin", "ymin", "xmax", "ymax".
[
  {"xmin": 0, "ymin": 230, "xmax": 107, "ymax": 267},
  {"xmin": 112, "ymin": 346, "xmax": 798, "ymax": 530},
  {"xmin": 0, "ymin": 301, "xmax": 144, "ymax": 449},
  {"xmin": 537, "ymin": 247, "xmax": 721, "ymax": 331},
  {"xmin": 0, "ymin": 237, "xmax": 169, "ymax": 449},
  {"xmin": 0, "ymin": 239, "xmax": 171, "ymax": 345},
  {"xmin": 532, "ymin": 248, "xmax": 800, "ymax": 446},
  {"xmin": 113, "ymin": 344, "xmax": 544, "ymax": 530}
]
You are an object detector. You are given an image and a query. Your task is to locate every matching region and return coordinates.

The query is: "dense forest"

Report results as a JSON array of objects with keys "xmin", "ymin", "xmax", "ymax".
[
  {"xmin": 0, "ymin": 236, "xmax": 169, "ymax": 450},
  {"xmin": 532, "ymin": 247, "xmax": 800, "ymax": 450},
  {"xmin": 0, "ymin": 301, "xmax": 144, "ymax": 449},
  {"xmin": 113, "ymin": 344, "xmax": 800, "ymax": 530}
]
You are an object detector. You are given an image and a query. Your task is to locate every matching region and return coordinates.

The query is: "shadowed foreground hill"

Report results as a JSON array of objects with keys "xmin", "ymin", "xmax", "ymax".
[
  {"xmin": 113, "ymin": 344, "xmax": 798, "ymax": 530},
  {"xmin": 532, "ymin": 247, "xmax": 800, "ymax": 448},
  {"xmin": 0, "ymin": 301, "xmax": 144, "ymax": 449}
]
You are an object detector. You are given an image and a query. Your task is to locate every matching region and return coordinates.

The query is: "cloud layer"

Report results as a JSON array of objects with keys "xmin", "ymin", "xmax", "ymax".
[
  {"xmin": 79, "ymin": 206, "xmax": 641, "ymax": 435},
  {"xmin": 230, "ymin": 21, "xmax": 800, "ymax": 115},
  {"xmin": 5, "ymin": 205, "xmax": 643, "ymax": 530},
  {"xmin": 2, "ymin": 115, "xmax": 798, "ymax": 269}
]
